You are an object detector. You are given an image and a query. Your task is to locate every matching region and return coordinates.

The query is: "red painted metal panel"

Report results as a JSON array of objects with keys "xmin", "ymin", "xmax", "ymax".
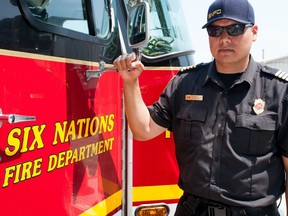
[{"xmin": 0, "ymin": 53, "xmax": 122, "ymax": 215}]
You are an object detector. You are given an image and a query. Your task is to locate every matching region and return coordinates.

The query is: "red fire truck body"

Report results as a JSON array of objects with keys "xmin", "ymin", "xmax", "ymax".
[{"xmin": 0, "ymin": 0, "xmax": 194, "ymax": 215}]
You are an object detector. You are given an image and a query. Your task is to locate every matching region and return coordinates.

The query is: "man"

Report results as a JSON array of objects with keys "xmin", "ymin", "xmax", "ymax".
[{"xmin": 114, "ymin": 0, "xmax": 288, "ymax": 215}]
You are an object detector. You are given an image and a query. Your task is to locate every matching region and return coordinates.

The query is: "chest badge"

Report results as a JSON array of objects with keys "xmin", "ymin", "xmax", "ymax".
[{"xmin": 253, "ymin": 99, "xmax": 265, "ymax": 115}]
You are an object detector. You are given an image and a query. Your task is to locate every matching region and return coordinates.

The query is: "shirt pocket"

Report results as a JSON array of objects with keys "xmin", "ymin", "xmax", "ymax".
[
  {"xmin": 175, "ymin": 105, "xmax": 208, "ymax": 147},
  {"xmin": 231, "ymin": 114, "xmax": 277, "ymax": 156}
]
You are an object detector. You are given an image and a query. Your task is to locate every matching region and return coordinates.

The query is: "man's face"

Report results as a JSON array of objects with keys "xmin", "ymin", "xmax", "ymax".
[{"xmin": 208, "ymin": 19, "xmax": 258, "ymax": 68}]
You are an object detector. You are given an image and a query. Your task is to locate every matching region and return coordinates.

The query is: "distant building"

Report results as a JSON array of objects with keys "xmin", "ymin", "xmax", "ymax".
[{"xmin": 261, "ymin": 55, "xmax": 288, "ymax": 71}]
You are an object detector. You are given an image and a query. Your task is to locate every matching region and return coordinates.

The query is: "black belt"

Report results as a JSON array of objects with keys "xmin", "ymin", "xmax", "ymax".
[{"xmin": 179, "ymin": 193, "xmax": 278, "ymax": 216}]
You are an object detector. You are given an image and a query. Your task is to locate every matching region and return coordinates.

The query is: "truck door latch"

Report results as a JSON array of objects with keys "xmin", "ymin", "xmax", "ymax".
[
  {"xmin": 86, "ymin": 61, "xmax": 116, "ymax": 81},
  {"xmin": 0, "ymin": 109, "xmax": 36, "ymax": 127}
]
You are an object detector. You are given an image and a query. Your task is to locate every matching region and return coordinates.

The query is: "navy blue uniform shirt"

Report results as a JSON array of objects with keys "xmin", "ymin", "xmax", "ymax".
[{"xmin": 149, "ymin": 56, "xmax": 288, "ymax": 207}]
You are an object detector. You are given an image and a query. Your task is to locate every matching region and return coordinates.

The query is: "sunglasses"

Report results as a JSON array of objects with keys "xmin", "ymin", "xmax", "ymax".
[{"xmin": 207, "ymin": 23, "xmax": 253, "ymax": 37}]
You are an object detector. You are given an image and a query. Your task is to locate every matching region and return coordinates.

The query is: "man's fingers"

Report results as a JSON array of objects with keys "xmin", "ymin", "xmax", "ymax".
[{"xmin": 114, "ymin": 53, "xmax": 137, "ymax": 72}]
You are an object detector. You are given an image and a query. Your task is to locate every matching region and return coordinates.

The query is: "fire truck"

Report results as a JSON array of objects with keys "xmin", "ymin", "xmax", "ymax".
[{"xmin": 0, "ymin": 0, "xmax": 195, "ymax": 215}]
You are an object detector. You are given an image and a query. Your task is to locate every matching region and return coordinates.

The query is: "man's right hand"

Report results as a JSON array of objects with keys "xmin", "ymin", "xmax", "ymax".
[{"xmin": 113, "ymin": 52, "xmax": 144, "ymax": 84}]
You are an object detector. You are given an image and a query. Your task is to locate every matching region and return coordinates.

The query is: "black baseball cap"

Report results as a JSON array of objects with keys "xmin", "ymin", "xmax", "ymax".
[{"xmin": 202, "ymin": 0, "xmax": 255, "ymax": 28}]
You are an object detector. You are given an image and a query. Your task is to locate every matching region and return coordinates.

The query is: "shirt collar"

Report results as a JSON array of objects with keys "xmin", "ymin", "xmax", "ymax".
[{"xmin": 203, "ymin": 55, "xmax": 257, "ymax": 87}]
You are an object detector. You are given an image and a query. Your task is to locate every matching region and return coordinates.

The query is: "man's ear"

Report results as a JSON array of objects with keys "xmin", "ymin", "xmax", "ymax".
[{"xmin": 252, "ymin": 25, "xmax": 258, "ymax": 42}]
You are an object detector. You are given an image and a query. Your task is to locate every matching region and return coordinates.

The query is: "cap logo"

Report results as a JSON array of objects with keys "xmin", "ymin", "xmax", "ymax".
[{"xmin": 208, "ymin": 9, "xmax": 222, "ymax": 19}]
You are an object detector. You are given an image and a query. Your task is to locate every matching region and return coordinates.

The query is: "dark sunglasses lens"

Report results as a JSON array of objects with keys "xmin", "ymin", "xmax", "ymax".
[
  {"xmin": 207, "ymin": 24, "xmax": 249, "ymax": 37},
  {"xmin": 207, "ymin": 26, "xmax": 223, "ymax": 37},
  {"xmin": 226, "ymin": 24, "xmax": 245, "ymax": 36}
]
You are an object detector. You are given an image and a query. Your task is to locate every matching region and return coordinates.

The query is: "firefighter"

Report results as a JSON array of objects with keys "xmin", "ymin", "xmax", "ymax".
[{"xmin": 114, "ymin": 0, "xmax": 288, "ymax": 215}]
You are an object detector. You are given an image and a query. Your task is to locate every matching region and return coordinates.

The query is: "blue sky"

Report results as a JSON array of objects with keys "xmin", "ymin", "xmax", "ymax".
[{"xmin": 182, "ymin": 0, "xmax": 288, "ymax": 63}]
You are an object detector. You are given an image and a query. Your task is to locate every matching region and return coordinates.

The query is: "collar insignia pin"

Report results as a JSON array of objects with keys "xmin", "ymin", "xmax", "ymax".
[{"xmin": 253, "ymin": 99, "xmax": 265, "ymax": 115}]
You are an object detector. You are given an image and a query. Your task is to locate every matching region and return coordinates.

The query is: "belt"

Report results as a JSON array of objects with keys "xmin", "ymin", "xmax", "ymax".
[{"xmin": 180, "ymin": 193, "xmax": 278, "ymax": 216}]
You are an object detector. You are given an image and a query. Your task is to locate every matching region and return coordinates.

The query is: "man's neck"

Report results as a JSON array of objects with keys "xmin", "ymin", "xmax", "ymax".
[{"xmin": 215, "ymin": 56, "xmax": 250, "ymax": 74}]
